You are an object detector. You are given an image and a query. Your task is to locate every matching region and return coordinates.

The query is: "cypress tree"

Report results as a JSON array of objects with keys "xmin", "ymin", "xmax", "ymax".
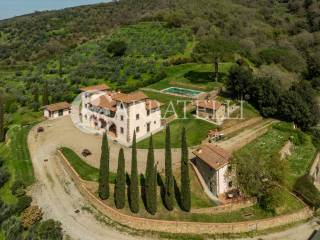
[
  {"xmin": 0, "ymin": 89, "xmax": 4, "ymax": 142},
  {"xmin": 164, "ymin": 125, "xmax": 174, "ymax": 210},
  {"xmin": 180, "ymin": 127, "xmax": 191, "ymax": 212},
  {"xmin": 129, "ymin": 131, "xmax": 139, "ymax": 213},
  {"xmin": 42, "ymin": 79, "xmax": 49, "ymax": 106},
  {"xmin": 98, "ymin": 133, "xmax": 110, "ymax": 200},
  {"xmin": 115, "ymin": 148, "xmax": 126, "ymax": 209},
  {"xmin": 145, "ymin": 135, "xmax": 156, "ymax": 215}
]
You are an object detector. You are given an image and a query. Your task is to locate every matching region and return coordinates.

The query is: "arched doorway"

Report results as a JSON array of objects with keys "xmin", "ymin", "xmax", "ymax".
[
  {"xmin": 108, "ymin": 123, "xmax": 117, "ymax": 138},
  {"xmin": 99, "ymin": 118, "xmax": 107, "ymax": 129}
]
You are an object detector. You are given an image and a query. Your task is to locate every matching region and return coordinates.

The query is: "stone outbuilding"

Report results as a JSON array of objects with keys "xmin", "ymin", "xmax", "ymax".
[
  {"xmin": 44, "ymin": 102, "xmax": 71, "ymax": 119},
  {"xmin": 192, "ymin": 144, "xmax": 233, "ymax": 197}
]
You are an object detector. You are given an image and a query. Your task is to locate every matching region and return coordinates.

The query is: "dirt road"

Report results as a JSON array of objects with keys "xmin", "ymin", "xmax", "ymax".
[
  {"xmin": 28, "ymin": 119, "xmax": 147, "ymax": 240},
  {"xmin": 217, "ymin": 119, "xmax": 277, "ymax": 152}
]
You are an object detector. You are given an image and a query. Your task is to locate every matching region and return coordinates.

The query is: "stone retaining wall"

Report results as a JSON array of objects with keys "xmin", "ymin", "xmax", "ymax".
[{"xmin": 57, "ymin": 150, "xmax": 313, "ymax": 234}]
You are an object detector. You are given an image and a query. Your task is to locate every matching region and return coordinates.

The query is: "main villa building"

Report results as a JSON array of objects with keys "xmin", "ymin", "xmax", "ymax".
[{"xmin": 79, "ymin": 84, "xmax": 162, "ymax": 145}]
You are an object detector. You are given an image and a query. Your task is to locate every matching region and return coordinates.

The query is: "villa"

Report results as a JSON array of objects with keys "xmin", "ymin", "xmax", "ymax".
[
  {"xmin": 192, "ymin": 144, "xmax": 233, "ymax": 197},
  {"xmin": 194, "ymin": 100, "xmax": 226, "ymax": 125},
  {"xmin": 80, "ymin": 84, "xmax": 162, "ymax": 145},
  {"xmin": 44, "ymin": 102, "xmax": 71, "ymax": 119}
]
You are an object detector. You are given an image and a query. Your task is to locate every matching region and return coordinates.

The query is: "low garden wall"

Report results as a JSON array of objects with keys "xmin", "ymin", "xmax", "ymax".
[{"xmin": 57, "ymin": 150, "xmax": 313, "ymax": 235}]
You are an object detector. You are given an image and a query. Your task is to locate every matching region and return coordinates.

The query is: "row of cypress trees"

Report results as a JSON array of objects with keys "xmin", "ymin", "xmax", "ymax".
[{"xmin": 97, "ymin": 125, "xmax": 191, "ymax": 214}]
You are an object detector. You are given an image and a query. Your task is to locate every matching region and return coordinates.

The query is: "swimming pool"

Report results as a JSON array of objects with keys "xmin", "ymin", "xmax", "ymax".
[{"xmin": 161, "ymin": 87, "xmax": 204, "ymax": 98}]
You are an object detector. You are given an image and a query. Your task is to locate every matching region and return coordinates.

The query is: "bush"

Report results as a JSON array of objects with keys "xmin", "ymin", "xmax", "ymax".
[
  {"xmin": 107, "ymin": 40, "xmax": 127, "ymax": 57},
  {"xmin": 21, "ymin": 206, "xmax": 43, "ymax": 229},
  {"xmin": 28, "ymin": 219, "xmax": 63, "ymax": 240},
  {"xmin": 14, "ymin": 196, "xmax": 32, "ymax": 214},
  {"xmin": 1, "ymin": 216, "xmax": 23, "ymax": 240},
  {"xmin": 11, "ymin": 180, "xmax": 26, "ymax": 195},
  {"xmin": 293, "ymin": 175, "xmax": 320, "ymax": 208},
  {"xmin": 0, "ymin": 199, "xmax": 12, "ymax": 224},
  {"xmin": 0, "ymin": 167, "xmax": 10, "ymax": 188}
]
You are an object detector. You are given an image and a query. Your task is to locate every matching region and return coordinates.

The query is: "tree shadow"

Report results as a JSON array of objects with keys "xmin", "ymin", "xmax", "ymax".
[
  {"xmin": 157, "ymin": 173, "xmax": 167, "ymax": 208},
  {"xmin": 140, "ymin": 174, "xmax": 147, "ymax": 210},
  {"xmin": 184, "ymin": 70, "xmax": 213, "ymax": 83},
  {"xmin": 174, "ymin": 177, "xmax": 182, "ymax": 209}
]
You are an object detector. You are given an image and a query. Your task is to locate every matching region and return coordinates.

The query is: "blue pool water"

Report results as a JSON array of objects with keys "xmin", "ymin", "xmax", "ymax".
[
  {"xmin": 162, "ymin": 87, "xmax": 204, "ymax": 98},
  {"xmin": 0, "ymin": 0, "xmax": 111, "ymax": 20}
]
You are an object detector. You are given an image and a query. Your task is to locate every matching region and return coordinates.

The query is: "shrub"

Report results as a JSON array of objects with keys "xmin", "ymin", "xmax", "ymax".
[
  {"xmin": 0, "ymin": 199, "xmax": 12, "ymax": 224},
  {"xmin": 11, "ymin": 180, "xmax": 26, "ymax": 195},
  {"xmin": 28, "ymin": 219, "xmax": 63, "ymax": 240},
  {"xmin": 0, "ymin": 167, "xmax": 10, "ymax": 188},
  {"xmin": 14, "ymin": 195, "xmax": 32, "ymax": 214},
  {"xmin": 107, "ymin": 40, "xmax": 127, "ymax": 57},
  {"xmin": 293, "ymin": 175, "xmax": 320, "ymax": 208},
  {"xmin": 21, "ymin": 206, "xmax": 43, "ymax": 229},
  {"xmin": 1, "ymin": 216, "xmax": 23, "ymax": 240}
]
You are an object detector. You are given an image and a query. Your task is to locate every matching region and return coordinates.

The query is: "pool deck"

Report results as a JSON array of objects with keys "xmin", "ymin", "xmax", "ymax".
[{"xmin": 161, "ymin": 87, "xmax": 206, "ymax": 99}]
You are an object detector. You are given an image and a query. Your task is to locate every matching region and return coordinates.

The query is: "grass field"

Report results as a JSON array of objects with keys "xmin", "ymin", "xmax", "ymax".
[
  {"xmin": 0, "ymin": 124, "xmax": 36, "ymax": 204},
  {"xmin": 60, "ymin": 147, "xmax": 116, "ymax": 183},
  {"xmin": 137, "ymin": 119, "xmax": 216, "ymax": 149},
  {"xmin": 148, "ymin": 63, "xmax": 231, "ymax": 91},
  {"xmin": 236, "ymin": 122, "xmax": 317, "ymax": 188},
  {"xmin": 143, "ymin": 90, "xmax": 192, "ymax": 118}
]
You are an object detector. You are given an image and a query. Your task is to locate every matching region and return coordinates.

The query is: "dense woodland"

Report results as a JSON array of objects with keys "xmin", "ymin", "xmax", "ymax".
[{"xmin": 0, "ymin": 0, "xmax": 320, "ymax": 129}]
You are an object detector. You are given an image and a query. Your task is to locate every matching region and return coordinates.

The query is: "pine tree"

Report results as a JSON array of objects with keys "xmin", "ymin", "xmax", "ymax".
[
  {"xmin": 145, "ymin": 135, "xmax": 157, "ymax": 215},
  {"xmin": 164, "ymin": 125, "xmax": 174, "ymax": 210},
  {"xmin": 129, "ymin": 131, "xmax": 139, "ymax": 213},
  {"xmin": 98, "ymin": 133, "xmax": 110, "ymax": 200},
  {"xmin": 42, "ymin": 79, "xmax": 49, "ymax": 106},
  {"xmin": 115, "ymin": 148, "xmax": 126, "ymax": 209},
  {"xmin": 180, "ymin": 127, "xmax": 191, "ymax": 212},
  {"xmin": 0, "ymin": 89, "xmax": 5, "ymax": 142}
]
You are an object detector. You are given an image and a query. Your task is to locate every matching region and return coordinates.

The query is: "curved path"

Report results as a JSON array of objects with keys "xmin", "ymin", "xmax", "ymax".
[{"xmin": 28, "ymin": 118, "xmax": 148, "ymax": 240}]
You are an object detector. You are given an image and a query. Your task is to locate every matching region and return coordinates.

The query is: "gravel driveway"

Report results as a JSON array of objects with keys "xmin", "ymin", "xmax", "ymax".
[{"xmin": 28, "ymin": 117, "xmax": 149, "ymax": 240}]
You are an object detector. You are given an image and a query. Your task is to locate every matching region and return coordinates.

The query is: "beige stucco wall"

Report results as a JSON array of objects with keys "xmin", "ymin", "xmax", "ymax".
[{"xmin": 44, "ymin": 109, "xmax": 70, "ymax": 119}]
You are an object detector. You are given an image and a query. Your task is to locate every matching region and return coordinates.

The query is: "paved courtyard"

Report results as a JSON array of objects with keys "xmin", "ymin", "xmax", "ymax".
[{"xmin": 34, "ymin": 116, "xmax": 190, "ymax": 173}]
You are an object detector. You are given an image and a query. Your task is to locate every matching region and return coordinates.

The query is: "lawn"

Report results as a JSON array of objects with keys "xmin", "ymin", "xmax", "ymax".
[
  {"xmin": 137, "ymin": 119, "xmax": 216, "ymax": 149},
  {"xmin": 143, "ymin": 90, "xmax": 192, "ymax": 118},
  {"xmin": 60, "ymin": 147, "xmax": 116, "ymax": 183},
  {"xmin": 0, "ymin": 124, "xmax": 36, "ymax": 204},
  {"xmin": 148, "ymin": 63, "xmax": 231, "ymax": 91},
  {"xmin": 236, "ymin": 122, "xmax": 317, "ymax": 188}
]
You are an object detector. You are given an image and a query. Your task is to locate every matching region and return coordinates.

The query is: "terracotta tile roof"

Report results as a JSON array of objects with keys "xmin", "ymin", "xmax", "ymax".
[
  {"xmin": 194, "ymin": 100, "xmax": 222, "ymax": 110},
  {"xmin": 146, "ymin": 100, "xmax": 162, "ymax": 110},
  {"xmin": 80, "ymin": 84, "xmax": 110, "ymax": 92},
  {"xmin": 113, "ymin": 91, "xmax": 148, "ymax": 103},
  {"xmin": 193, "ymin": 143, "xmax": 231, "ymax": 170},
  {"xmin": 45, "ymin": 102, "xmax": 71, "ymax": 112},
  {"xmin": 91, "ymin": 95, "xmax": 117, "ymax": 112}
]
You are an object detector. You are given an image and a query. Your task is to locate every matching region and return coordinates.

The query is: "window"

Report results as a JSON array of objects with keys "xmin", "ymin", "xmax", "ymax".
[
  {"xmin": 136, "ymin": 126, "xmax": 140, "ymax": 133},
  {"xmin": 147, "ymin": 110, "xmax": 150, "ymax": 116},
  {"xmin": 136, "ymin": 114, "xmax": 140, "ymax": 120},
  {"xmin": 120, "ymin": 127, "xmax": 124, "ymax": 134},
  {"xmin": 147, "ymin": 123, "xmax": 151, "ymax": 132},
  {"xmin": 58, "ymin": 109, "xmax": 63, "ymax": 116},
  {"xmin": 154, "ymin": 121, "xmax": 156, "ymax": 124},
  {"xmin": 120, "ymin": 103, "xmax": 124, "ymax": 109},
  {"xmin": 120, "ymin": 115, "xmax": 124, "ymax": 121}
]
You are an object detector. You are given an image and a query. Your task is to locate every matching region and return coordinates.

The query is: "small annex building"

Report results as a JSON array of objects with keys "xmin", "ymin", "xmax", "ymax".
[
  {"xmin": 44, "ymin": 102, "xmax": 71, "ymax": 119},
  {"xmin": 192, "ymin": 143, "xmax": 233, "ymax": 197},
  {"xmin": 194, "ymin": 100, "xmax": 226, "ymax": 125}
]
